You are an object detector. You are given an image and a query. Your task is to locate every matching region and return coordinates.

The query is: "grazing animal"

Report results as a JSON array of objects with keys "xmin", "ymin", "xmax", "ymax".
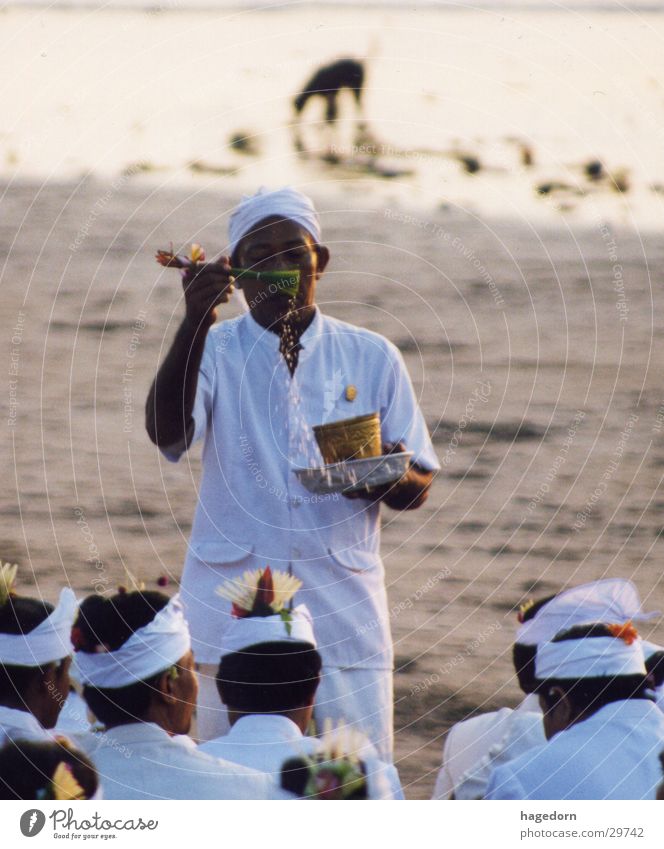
[{"xmin": 293, "ymin": 58, "xmax": 365, "ymax": 124}]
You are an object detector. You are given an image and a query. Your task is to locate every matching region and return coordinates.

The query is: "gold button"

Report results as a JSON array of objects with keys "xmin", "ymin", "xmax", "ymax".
[{"xmin": 345, "ymin": 385, "xmax": 357, "ymax": 401}]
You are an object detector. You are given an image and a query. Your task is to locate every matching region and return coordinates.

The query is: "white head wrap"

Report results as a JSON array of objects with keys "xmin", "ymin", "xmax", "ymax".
[
  {"xmin": 220, "ymin": 604, "xmax": 316, "ymax": 657},
  {"xmin": 640, "ymin": 639, "xmax": 664, "ymax": 661},
  {"xmin": 228, "ymin": 186, "xmax": 321, "ymax": 256},
  {"xmin": 536, "ymin": 633, "xmax": 647, "ymax": 680},
  {"xmin": 0, "ymin": 588, "xmax": 77, "ymax": 667},
  {"xmin": 516, "ymin": 578, "xmax": 658, "ymax": 646},
  {"xmin": 74, "ymin": 594, "xmax": 191, "ymax": 689}
]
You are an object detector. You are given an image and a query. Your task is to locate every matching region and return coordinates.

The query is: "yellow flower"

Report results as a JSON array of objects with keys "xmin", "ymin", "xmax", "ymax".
[
  {"xmin": 216, "ymin": 567, "xmax": 302, "ymax": 615},
  {"xmin": 0, "ymin": 562, "xmax": 18, "ymax": 607},
  {"xmin": 189, "ymin": 243, "xmax": 206, "ymax": 264},
  {"xmin": 52, "ymin": 762, "xmax": 86, "ymax": 801}
]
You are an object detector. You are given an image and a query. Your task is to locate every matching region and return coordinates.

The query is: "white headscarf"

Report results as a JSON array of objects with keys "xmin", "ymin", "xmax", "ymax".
[
  {"xmin": 516, "ymin": 578, "xmax": 658, "ymax": 646},
  {"xmin": 74, "ymin": 594, "xmax": 191, "ymax": 689},
  {"xmin": 220, "ymin": 604, "xmax": 316, "ymax": 657},
  {"xmin": 228, "ymin": 186, "xmax": 321, "ymax": 256},
  {"xmin": 0, "ymin": 588, "xmax": 77, "ymax": 666},
  {"xmin": 536, "ymin": 633, "xmax": 647, "ymax": 680}
]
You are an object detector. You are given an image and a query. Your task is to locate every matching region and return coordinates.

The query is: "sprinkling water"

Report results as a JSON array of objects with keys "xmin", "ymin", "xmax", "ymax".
[{"xmin": 276, "ymin": 294, "xmax": 325, "ymax": 471}]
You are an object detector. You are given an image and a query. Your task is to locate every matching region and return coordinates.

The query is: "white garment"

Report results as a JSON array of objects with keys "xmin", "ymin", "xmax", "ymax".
[
  {"xmin": 195, "ymin": 662, "xmax": 395, "ymax": 762},
  {"xmin": 0, "ymin": 704, "xmax": 52, "ymax": 747},
  {"xmin": 72, "ymin": 722, "xmax": 288, "ymax": 800},
  {"xmin": 452, "ymin": 705, "xmax": 545, "ymax": 799},
  {"xmin": 199, "ymin": 714, "xmax": 403, "ymax": 799},
  {"xmin": 432, "ymin": 694, "xmax": 544, "ymax": 799},
  {"xmin": 54, "ymin": 690, "xmax": 94, "ymax": 735},
  {"xmin": 486, "ymin": 699, "xmax": 664, "ymax": 800},
  {"xmin": 164, "ymin": 308, "xmax": 439, "ymax": 670}
]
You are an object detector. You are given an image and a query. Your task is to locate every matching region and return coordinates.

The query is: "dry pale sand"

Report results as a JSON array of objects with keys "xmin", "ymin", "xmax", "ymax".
[{"xmin": 2, "ymin": 175, "xmax": 664, "ymax": 797}]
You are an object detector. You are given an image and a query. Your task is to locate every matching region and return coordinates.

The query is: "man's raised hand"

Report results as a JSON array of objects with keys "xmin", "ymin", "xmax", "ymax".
[{"xmin": 182, "ymin": 257, "xmax": 235, "ymax": 333}]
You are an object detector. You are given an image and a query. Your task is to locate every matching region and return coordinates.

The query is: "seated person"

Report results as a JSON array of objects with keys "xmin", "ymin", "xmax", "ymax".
[
  {"xmin": 434, "ymin": 578, "xmax": 658, "ymax": 799},
  {"xmin": 0, "ymin": 564, "xmax": 77, "ymax": 745},
  {"xmin": 486, "ymin": 622, "xmax": 664, "ymax": 799},
  {"xmin": 199, "ymin": 567, "xmax": 403, "ymax": 799},
  {"xmin": 71, "ymin": 588, "xmax": 285, "ymax": 799},
  {"xmin": 0, "ymin": 738, "xmax": 98, "ymax": 800}
]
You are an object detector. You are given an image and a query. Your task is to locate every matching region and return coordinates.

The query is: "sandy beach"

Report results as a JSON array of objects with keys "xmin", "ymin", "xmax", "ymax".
[{"xmin": 3, "ymin": 2, "xmax": 664, "ymax": 798}]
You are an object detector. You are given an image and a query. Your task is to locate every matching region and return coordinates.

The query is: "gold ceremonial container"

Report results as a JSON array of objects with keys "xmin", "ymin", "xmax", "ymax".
[{"xmin": 313, "ymin": 412, "xmax": 382, "ymax": 464}]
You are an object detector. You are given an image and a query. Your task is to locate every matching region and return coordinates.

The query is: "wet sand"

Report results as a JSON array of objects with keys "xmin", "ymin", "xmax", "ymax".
[{"xmin": 3, "ymin": 176, "xmax": 664, "ymax": 796}]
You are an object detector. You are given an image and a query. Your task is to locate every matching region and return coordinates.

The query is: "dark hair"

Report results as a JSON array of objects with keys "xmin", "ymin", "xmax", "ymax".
[
  {"xmin": 217, "ymin": 641, "xmax": 321, "ymax": 715},
  {"xmin": 537, "ymin": 623, "xmax": 650, "ymax": 717},
  {"xmin": 0, "ymin": 739, "xmax": 98, "ymax": 800},
  {"xmin": 512, "ymin": 594, "xmax": 557, "ymax": 694},
  {"xmin": 646, "ymin": 651, "xmax": 664, "ymax": 688},
  {"xmin": 0, "ymin": 596, "xmax": 55, "ymax": 704},
  {"xmin": 280, "ymin": 755, "xmax": 368, "ymax": 800},
  {"xmin": 75, "ymin": 591, "xmax": 170, "ymax": 726}
]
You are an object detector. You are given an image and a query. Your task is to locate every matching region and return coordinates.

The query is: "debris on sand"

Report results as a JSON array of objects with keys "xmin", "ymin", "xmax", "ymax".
[
  {"xmin": 584, "ymin": 160, "xmax": 605, "ymax": 181},
  {"xmin": 609, "ymin": 169, "xmax": 630, "ymax": 193},
  {"xmin": 456, "ymin": 154, "xmax": 481, "ymax": 174},
  {"xmin": 536, "ymin": 181, "xmax": 582, "ymax": 196},
  {"xmin": 520, "ymin": 143, "xmax": 534, "ymax": 167},
  {"xmin": 229, "ymin": 131, "xmax": 261, "ymax": 156},
  {"xmin": 188, "ymin": 160, "xmax": 236, "ymax": 176}
]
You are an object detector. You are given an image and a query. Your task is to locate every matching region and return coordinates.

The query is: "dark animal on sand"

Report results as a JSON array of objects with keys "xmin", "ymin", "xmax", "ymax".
[{"xmin": 293, "ymin": 58, "xmax": 365, "ymax": 125}]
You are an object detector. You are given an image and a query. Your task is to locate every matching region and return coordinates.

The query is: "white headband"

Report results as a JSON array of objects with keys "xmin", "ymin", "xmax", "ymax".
[
  {"xmin": 228, "ymin": 186, "xmax": 321, "ymax": 256},
  {"xmin": 0, "ymin": 588, "xmax": 77, "ymax": 667},
  {"xmin": 516, "ymin": 578, "xmax": 659, "ymax": 646},
  {"xmin": 640, "ymin": 639, "xmax": 664, "ymax": 661},
  {"xmin": 74, "ymin": 595, "xmax": 191, "ymax": 689},
  {"xmin": 220, "ymin": 604, "xmax": 316, "ymax": 657},
  {"xmin": 536, "ymin": 635, "xmax": 647, "ymax": 680}
]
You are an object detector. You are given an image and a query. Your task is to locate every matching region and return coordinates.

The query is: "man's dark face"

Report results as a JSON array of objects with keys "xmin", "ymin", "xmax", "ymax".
[{"xmin": 234, "ymin": 216, "xmax": 329, "ymax": 328}]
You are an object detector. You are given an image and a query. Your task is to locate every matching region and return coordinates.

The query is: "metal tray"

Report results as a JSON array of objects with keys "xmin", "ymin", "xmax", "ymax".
[{"xmin": 293, "ymin": 452, "xmax": 414, "ymax": 495}]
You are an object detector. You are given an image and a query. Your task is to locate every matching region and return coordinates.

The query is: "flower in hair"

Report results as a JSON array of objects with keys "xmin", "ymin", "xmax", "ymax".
[
  {"xmin": 301, "ymin": 721, "xmax": 368, "ymax": 800},
  {"xmin": 606, "ymin": 621, "xmax": 639, "ymax": 645},
  {"xmin": 70, "ymin": 625, "xmax": 86, "ymax": 651},
  {"xmin": 36, "ymin": 762, "xmax": 86, "ymax": 801},
  {"xmin": 517, "ymin": 598, "xmax": 535, "ymax": 624},
  {"xmin": 0, "ymin": 562, "xmax": 18, "ymax": 607},
  {"xmin": 216, "ymin": 566, "xmax": 302, "ymax": 619}
]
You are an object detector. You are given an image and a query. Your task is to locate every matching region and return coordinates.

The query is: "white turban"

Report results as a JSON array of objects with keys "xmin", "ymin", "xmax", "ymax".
[
  {"xmin": 516, "ymin": 578, "xmax": 658, "ymax": 646},
  {"xmin": 536, "ymin": 634, "xmax": 647, "ymax": 680},
  {"xmin": 74, "ymin": 594, "xmax": 191, "ymax": 689},
  {"xmin": 220, "ymin": 604, "xmax": 316, "ymax": 657},
  {"xmin": 0, "ymin": 588, "xmax": 77, "ymax": 667},
  {"xmin": 640, "ymin": 639, "xmax": 664, "ymax": 661},
  {"xmin": 228, "ymin": 186, "xmax": 321, "ymax": 256}
]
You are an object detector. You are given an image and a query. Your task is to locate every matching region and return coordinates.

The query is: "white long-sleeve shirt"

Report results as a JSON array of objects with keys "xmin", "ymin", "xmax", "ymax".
[
  {"xmin": 199, "ymin": 714, "xmax": 404, "ymax": 799},
  {"xmin": 163, "ymin": 309, "xmax": 439, "ymax": 669},
  {"xmin": 0, "ymin": 704, "xmax": 52, "ymax": 747},
  {"xmin": 432, "ymin": 694, "xmax": 545, "ymax": 799},
  {"xmin": 486, "ymin": 699, "xmax": 664, "ymax": 800},
  {"xmin": 72, "ymin": 722, "xmax": 289, "ymax": 800}
]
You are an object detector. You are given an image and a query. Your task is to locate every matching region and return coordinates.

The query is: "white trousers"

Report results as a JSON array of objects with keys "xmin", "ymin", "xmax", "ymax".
[{"xmin": 195, "ymin": 664, "xmax": 394, "ymax": 762}]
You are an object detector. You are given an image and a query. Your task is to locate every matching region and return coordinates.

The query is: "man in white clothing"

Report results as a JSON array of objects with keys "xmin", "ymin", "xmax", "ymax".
[
  {"xmin": 0, "ymin": 571, "xmax": 77, "ymax": 747},
  {"xmin": 433, "ymin": 578, "xmax": 660, "ymax": 799},
  {"xmin": 72, "ymin": 588, "xmax": 286, "ymax": 799},
  {"xmin": 486, "ymin": 621, "xmax": 664, "ymax": 800},
  {"xmin": 199, "ymin": 567, "xmax": 403, "ymax": 799},
  {"xmin": 146, "ymin": 187, "xmax": 440, "ymax": 758}
]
